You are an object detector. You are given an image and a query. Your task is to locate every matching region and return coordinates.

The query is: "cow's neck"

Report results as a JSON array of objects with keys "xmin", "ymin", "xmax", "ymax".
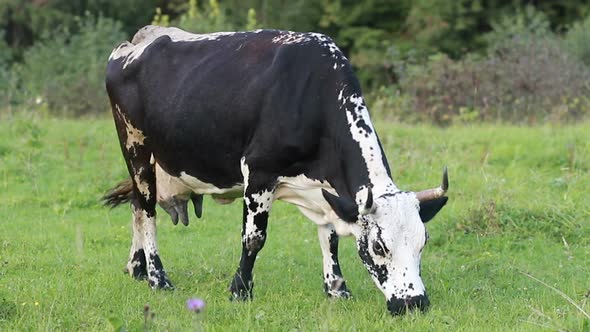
[{"xmin": 332, "ymin": 86, "xmax": 399, "ymax": 200}]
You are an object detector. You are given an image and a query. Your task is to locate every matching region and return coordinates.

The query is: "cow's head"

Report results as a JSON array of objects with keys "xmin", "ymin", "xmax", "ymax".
[{"xmin": 323, "ymin": 168, "xmax": 449, "ymax": 315}]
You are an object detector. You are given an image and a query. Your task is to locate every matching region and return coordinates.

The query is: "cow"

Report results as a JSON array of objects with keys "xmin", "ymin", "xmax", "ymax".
[{"xmin": 102, "ymin": 25, "xmax": 449, "ymax": 315}]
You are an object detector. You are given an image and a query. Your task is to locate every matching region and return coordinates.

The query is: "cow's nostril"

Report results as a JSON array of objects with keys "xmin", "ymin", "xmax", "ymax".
[{"xmin": 387, "ymin": 295, "xmax": 430, "ymax": 315}]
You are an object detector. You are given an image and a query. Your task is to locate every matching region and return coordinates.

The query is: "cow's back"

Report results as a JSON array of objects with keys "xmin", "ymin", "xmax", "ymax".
[{"xmin": 106, "ymin": 27, "xmax": 348, "ymax": 188}]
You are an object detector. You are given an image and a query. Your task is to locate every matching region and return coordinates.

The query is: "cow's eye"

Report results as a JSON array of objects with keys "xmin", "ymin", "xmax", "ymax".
[{"xmin": 372, "ymin": 242, "xmax": 386, "ymax": 256}]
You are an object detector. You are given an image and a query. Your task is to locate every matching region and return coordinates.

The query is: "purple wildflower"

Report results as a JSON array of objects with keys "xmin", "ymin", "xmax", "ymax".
[{"xmin": 186, "ymin": 298, "xmax": 206, "ymax": 313}]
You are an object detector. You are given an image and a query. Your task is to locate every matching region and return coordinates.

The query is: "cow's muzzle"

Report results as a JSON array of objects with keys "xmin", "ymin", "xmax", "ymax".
[{"xmin": 387, "ymin": 294, "xmax": 430, "ymax": 315}]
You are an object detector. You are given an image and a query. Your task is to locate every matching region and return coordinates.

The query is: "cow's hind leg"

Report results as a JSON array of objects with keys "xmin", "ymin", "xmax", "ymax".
[
  {"xmin": 318, "ymin": 224, "xmax": 351, "ymax": 298},
  {"xmin": 111, "ymin": 103, "xmax": 173, "ymax": 289},
  {"xmin": 124, "ymin": 214, "xmax": 148, "ymax": 279},
  {"xmin": 229, "ymin": 158, "xmax": 276, "ymax": 300}
]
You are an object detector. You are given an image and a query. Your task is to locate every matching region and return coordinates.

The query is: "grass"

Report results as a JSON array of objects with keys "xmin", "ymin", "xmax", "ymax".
[{"xmin": 0, "ymin": 113, "xmax": 589, "ymax": 331}]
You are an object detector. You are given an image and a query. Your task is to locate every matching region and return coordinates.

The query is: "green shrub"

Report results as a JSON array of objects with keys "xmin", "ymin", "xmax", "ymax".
[
  {"xmin": 564, "ymin": 14, "xmax": 590, "ymax": 66},
  {"xmin": 382, "ymin": 7, "xmax": 590, "ymax": 125},
  {"xmin": 12, "ymin": 14, "xmax": 126, "ymax": 116},
  {"xmin": 484, "ymin": 5, "xmax": 551, "ymax": 50},
  {"xmin": 0, "ymin": 31, "xmax": 13, "ymax": 110},
  {"xmin": 176, "ymin": 0, "xmax": 234, "ymax": 33}
]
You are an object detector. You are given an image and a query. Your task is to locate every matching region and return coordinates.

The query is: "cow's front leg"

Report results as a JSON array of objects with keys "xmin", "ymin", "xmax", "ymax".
[
  {"xmin": 230, "ymin": 162, "xmax": 275, "ymax": 300},
  {"xmin": 318, "ymin": 224, "xmax": 351, "ymax": 298}
]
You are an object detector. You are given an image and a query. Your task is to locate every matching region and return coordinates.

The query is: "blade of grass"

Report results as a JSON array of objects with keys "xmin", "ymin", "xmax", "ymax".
[{"xmin": 520, "ymin": 271, "xmax": 590, "ymax": 320}]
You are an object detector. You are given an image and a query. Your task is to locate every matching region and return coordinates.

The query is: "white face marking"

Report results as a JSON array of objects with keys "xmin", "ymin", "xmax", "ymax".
[
  {"xmin": 359, "ymin": 194, "xmax": 428, "ymax": 301},
  {"xmin": 109, "ymin": 25, "xmax": 240, "ymax": 69}
]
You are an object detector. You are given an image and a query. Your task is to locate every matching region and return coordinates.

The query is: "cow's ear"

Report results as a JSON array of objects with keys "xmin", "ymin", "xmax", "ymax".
[
  {"xmin": 322, "ymin": 189, "xmax": 358, "ymax": 223},
  {"xmin": 419, "ymin": 196, "xmax": 448, "ymax": 223}
]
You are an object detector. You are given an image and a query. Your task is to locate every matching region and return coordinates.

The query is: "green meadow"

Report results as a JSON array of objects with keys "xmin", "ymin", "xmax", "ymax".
[{"xmin": 0, "ymin": 114, "xmax": 588, "ymax": 331}]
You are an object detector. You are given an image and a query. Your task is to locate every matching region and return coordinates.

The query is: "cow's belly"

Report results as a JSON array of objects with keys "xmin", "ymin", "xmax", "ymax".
[
  {"xmin": 275, "ymin": 175, "xmax": 342, "ymax": 226},
  {"xmin": 155, "ymin": 162, "xmax": 243, "ymax": 204},
  {"xmin": 155, "ymin": 166, "xmax": 353, "ymax": 235}
]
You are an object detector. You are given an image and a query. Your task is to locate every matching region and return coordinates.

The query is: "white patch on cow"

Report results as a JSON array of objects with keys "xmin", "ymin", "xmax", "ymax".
[
  {"xmin": 178, "ymin": 171, "xmax": 242, "ymax": 196},
  {"xmin": 133, "ymin": 206, "xmax": 171, "ymax": 288},
  {"xmin": 240, "ymin": 158, "xmax": 275, "ymax": 254},
  {"xmin": 317, "ymin": 225, "xmax": 349, "ymax": 297},
  {"xmin": 269, "ymin": 31, "xmax": 347, "ymax": 70},
  {"xmin": 114, "ymin": 104, "xmax": 146, "ymax": 154},
  {"xmin": 274, "ymin": 174, "xmax": 360, "ymax": 237},
  {"xmin": 340, "ymin": 89, "xmax": 398, "ymax": 197},
  {"xmin": 271, "ymin": 31, "xmax": 310, "ymax": 44},
  {"xmin": 154, "ymin": 159, "xmax": 243, "ymax": 202},
  {"xmin": 133, "ymin": 168, "xmax": 151, "ymax": 201},
  {"xmin": 155, "ymin": 163, "xmax": 191, "ymax": 203},
  {"xmin": 109, "ymin": 25, "xmax": 240, "ymax": 69},
  {"xmin": 126, "ymin": 212, "xmax": 145, "ymax": 275},
  {"xmin": 309, "ymin": 33, "xmax": 339, "ymax": 55}
]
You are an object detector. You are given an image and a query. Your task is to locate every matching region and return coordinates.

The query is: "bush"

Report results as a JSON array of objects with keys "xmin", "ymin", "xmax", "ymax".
[
  {"xmin": 393, "ymin": 35, "xmax": 590, "ymax": 125},
  {"xmin": 0, "ymin": 31, "xmax": 16, "ymax": 111},
  {"xmin": 382, "ymin": 7, "xmax": 590, "ymax": 125},
  {"xmin": 564, "ymin": 14, "xmax": 590, "ymax": 66},
  {"xmin": 156, "ymin": 0, "xmax": 235, "ymax": 33},
  {"xmin": 11, "ymin": 14, "xmax": 126, "ymax": 116}
]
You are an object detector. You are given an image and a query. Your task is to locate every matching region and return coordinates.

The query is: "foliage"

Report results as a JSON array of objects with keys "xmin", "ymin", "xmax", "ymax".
[
  {"xmin": 564, "ymin": 14, "xmax": 590, "ymax": 66},
  {"xmin": 10, "ymin": 14, "xmax": 126, "ymax": 116},
  {"xmin": 4, "ymin": 1, "xmax": 590, "ymax": 120},
  {"xmin": 0, "ymin": 0, "xmax": 155, "ymax": 57},
  {"xmin": 151, "ymin": 7, "xmax": 170, "ymax": 27},
  {"xmin": 484, "ymin": 5, "xmax": 551, "ymax": 51},
  {"xmin": 0, "ymin": 30, "xmax": 15, "ymax": 109},
  {"xmin": 176, "ymin": 0, "xmax": 234, "ymax": 33},
  {"xmin": 384, "ymin": 8, "xmax": 590, "ymax": 125},
  {"xmin": 0, "ymin": 117, "xmax": 589, "ymax": 330}
]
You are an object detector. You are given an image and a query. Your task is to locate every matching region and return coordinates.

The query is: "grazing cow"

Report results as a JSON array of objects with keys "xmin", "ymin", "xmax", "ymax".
[{"xmin": 103, "ymin": 25, "xmax": 449, "ymax": 315}]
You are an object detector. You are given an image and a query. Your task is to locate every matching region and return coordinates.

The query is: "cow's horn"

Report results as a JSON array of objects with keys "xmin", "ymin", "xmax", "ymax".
[
  {"xmin": 359, "ymin": 188, "xmax": 375, "ymax": 215},
  {"xmin": 416, "ymin": 166, "xmax": 449, "ymax": 202}
]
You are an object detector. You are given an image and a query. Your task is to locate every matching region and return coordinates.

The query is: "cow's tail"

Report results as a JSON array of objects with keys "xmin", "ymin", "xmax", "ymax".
[{"xmin": 102, "ymin": 178, "xmax": 134, "ymax": 208}]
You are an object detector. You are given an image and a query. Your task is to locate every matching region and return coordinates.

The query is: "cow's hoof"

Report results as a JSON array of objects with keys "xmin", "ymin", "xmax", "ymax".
[
  {"xmin": 324, "ymin": 279, "xmax": 351, "ymax": 298},
  {"xmin": 229, "ymin": 289, "xmax": 252, "ymax": 301},
  {"xmin": 149, "ymin": 279, "xmax": 175, "ymax": 290},
  {"xmin": 229, "ymin": 273, "xmax": 254, "ymax": 301},
  {"xmin": 126, "ymin": 250, "xmax": 148, "ymax": 280},
  {"xmin": 124, "ymin": 264, "xmax": 148, "ymax": 280},
  {"xmin": 148, "ymin": 275, "xmax": 175, "ymax": 290},
  {"xmin": 326, "ymin": 289, "xmax": 352, "ymax": 299},
  {"xmin": 229, "ymin": 277, "xmax": 253, "ymax": 301}
]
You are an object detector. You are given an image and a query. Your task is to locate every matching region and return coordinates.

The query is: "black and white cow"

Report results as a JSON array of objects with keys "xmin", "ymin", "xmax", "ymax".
[{"xmin": 103, "ymin": 25, "xmax": 449, "ymax": 315}]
